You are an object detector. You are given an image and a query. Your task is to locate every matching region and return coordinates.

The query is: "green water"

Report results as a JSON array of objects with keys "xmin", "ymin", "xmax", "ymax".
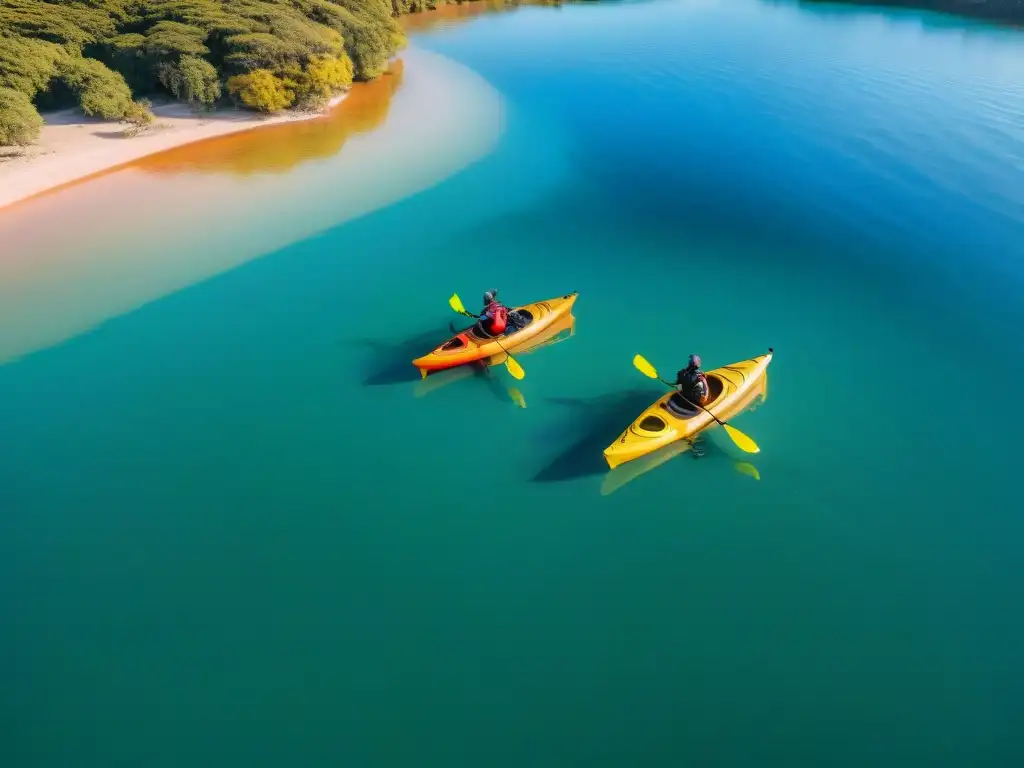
[{"xmin": 3, "ymin": 1, "xmax": 1023, "ymax": 765}]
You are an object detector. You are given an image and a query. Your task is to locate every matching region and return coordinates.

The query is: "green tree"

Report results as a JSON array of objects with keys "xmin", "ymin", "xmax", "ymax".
[
  {"xmin": 158, "ymin": 54, "xmax": 221, "ymax": 105},
  {"xmin": 286, "ymin": 54, "xmax": 354, "ymax": 107},
  {"xmin": 0, "ymin": 85, "xmax": 43, "ymax": 145},
  {"xmin": 0, "ymin": 33, "xmax": 68, "ymax": 98},
  {"xmin": 0, "ymin": 0, "xmax": 469, "ymax": 142},
  {"xmin": 144, "ymin": 21, "xmax": 210, "ymax": 60},
  {"xmin": 99, "ymin": 33, "xmax": 151, "ymax": 93},
  {"xmin": 304, "ymin": 54, "xmax": 354, "ymax": 97},
  {"xmin": 301, "ymin": 0, "xmax": 405, "ymax": 80},
  {"xmin": 0, "ymin": 0, "xmax": 117, "ymax": 48},
  {"xmin": 59, "ymin": 57, "xmax": 133, "ymax": 118},
  {"xmin": 226, "ymin": 68, "xmax": 293, "ymax": 112}
]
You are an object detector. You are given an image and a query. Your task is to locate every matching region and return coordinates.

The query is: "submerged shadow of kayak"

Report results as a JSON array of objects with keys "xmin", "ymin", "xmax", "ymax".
[
  {"xmin": 354, "ymin": 327, "xmax": 450, "ymax": 386},
  {"xmin": 531, "ymin": 390, "xmax": 657, "ymax": 483}
]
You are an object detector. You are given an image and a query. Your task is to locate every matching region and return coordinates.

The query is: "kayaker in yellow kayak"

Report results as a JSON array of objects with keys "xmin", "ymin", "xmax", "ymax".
[{"xmin": 671, "ymin": 354, "xmax": 710, "ymax": 406}]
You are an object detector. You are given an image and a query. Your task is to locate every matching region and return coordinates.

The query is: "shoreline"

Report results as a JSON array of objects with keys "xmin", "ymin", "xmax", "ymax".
[
  {"xmin": 0, "ymin": 47, "xmax": 505, "ymax": 366},
  {"xmin": 0, "ymin": 93, "xmax": 347, "ymax": 213},
  {"xmin": 798, "ymin": 0, "xmax": 1024, "ymax": 27},
  {"xmin": 3, "ymin": 0, "xmax": 1015, "ymax": 214}
]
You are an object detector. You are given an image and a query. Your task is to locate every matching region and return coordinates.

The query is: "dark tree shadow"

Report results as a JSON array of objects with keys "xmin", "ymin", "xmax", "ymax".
[{"xmin": 532, "ymin": 389, "xmax": 658, "ymax": 483}]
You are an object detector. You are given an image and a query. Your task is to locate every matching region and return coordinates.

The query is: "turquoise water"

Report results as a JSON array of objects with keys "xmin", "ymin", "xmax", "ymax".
[{"xmin": 3, "ymin": 1, "xmax": 1024, "ymax": 765}]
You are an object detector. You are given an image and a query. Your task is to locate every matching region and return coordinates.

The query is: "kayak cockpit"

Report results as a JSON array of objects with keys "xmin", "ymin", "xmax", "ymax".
[
  {"xmin": 469, "ymin": 308, "xmax": 535, "ymax": 340},
  {"xmin": 665, "ymin": 375, "xmax": 725, "ymax": 418},
  {"xmin": 638, "ymin": 414, "xmax": 668, "ymax": 432}
]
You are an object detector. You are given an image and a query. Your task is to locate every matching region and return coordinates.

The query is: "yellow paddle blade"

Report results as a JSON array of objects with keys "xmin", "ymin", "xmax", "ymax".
[
  {"xmin": 632, "ymin": 354, "xmax": 659, "ymax": 380},
  {"xmin": 735, "ymin": 462, "xmax": 761, "ymax": 481},
  {"xmin": 504, "ymin": 355, "xmax": 525, "ymax": 380},
  {"xmin": 448, "ymin": 293, "xmax": 467, "ymax": 316},
  {"xmin": 508, "ymin": 387, "xmax": 527, "ymax": 408},
  {"xmin": 723, "ymin": 424, "xmax": 760, "ymax": 454}
]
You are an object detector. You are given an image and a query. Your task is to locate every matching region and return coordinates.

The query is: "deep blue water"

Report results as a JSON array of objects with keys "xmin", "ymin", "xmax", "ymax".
[{"xmin": 2, "ymin": 1, "xmax": 1023, "ymax": 765}]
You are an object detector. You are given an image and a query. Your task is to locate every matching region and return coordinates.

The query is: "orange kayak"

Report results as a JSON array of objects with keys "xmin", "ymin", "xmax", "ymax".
[{"xmin": 412, "ymin": 292, "xmax": 578, "ymax": 376}]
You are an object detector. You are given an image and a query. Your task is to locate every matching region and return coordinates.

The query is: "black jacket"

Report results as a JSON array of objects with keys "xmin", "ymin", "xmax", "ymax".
[{"xmin": 675, "ymin": 365, "xmax": 709, "ymax": 403}]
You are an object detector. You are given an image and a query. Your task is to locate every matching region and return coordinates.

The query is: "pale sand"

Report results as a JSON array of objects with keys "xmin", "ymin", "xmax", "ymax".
[
  {"xmin": 0, "ymin": 94, "xmax": 347, "ymax": 211},
  {"xmin": 0, "ymin": 48, "xmax": 505, "ymax": 364}
]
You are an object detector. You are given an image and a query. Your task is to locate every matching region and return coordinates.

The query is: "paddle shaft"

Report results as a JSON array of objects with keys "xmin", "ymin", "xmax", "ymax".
[
  {"xmin": 455, "ymin": 315, "xmax": 522, "ymax": 372},
  {"xmin": 660, "ymin": 378, "xmax": 731, "ymax": 429}
]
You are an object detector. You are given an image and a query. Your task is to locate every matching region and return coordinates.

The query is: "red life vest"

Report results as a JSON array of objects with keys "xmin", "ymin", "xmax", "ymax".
[{"xmin": 487, "ymin": 301, "xmax": 508, "ymax": 334}]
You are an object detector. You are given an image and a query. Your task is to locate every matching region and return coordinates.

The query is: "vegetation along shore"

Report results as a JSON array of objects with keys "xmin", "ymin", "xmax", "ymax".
[
  {"xmin": 1, "ymin": 0, "xmax": 1020, "ymax": 152},
  {"xmin": 801, "ymin": 0, "xmax": 1023, "ymax": 26},
  {"xmin": 0, "ymin": 0, "xmax": 573, "ymax": 149},
  {"xmin": 1, "ymin": 0, "xmax": 404, "ymax": 147}
]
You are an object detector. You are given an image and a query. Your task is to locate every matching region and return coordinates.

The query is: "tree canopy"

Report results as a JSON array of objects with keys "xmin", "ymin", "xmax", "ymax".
[
  {"xmin": 4, "ymin": 0, "xmax": 1019, "ymax": 146},
  {"xmin": 0, "ymin": 0, "xmax": 440, "ymax": 145},
  {"xmin": 0, "ymin": 86, "xmax": 43, "ymax": 145}
]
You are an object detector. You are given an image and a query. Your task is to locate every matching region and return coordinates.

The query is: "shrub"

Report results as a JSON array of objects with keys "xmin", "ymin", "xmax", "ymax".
[
  {"xmin": 0, "ymin": 86, "xmax": 43, "ymax": 146},
  {"xmin": 158, "ymin": 54, "xmax": 221, "ymax": 105},
  {"xmin": 144, "ymin": 22, "xmax": 210, "ymax": 60},
  {"xmin": 0, "ymin": 33, "xmax": 69, "ymax": 99},
  {"xmin": 121, "ymin": 98, "xmax": 155, "ymax": 136},
  {"xmin": 59, "ymin": 57, "xmax": 133, "ymax": 118},
  {"xmin": 226, "ymin": 68, "xmax": 294, "ymax": 112},
  {"xmin": 295, "ymin": 54, "xmax": 354, "ymax": 105}
]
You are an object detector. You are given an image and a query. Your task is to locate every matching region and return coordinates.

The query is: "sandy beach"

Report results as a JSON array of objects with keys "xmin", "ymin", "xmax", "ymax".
[
  {"xmin": 0, "ymin": 95, "xmax": 346, "ymax": 212},
  {"xmin": 0, "ymin": 47, "xmax": 503, "ymax": 365}
]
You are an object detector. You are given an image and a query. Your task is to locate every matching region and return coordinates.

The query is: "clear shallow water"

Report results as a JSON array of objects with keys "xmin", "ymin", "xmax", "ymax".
[
  {"xmin": 0, "ymin": 49, "xmax": 502, "ymax": 363},
  {"xmin": 3, "ymin": 1, "xmax": 1023, "ymax": 765}
]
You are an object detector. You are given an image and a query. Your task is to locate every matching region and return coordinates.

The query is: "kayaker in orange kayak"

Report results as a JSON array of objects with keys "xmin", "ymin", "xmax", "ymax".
[
  {"xmin": 473, "ymin": 289, "xmax": 509, "ymax": 337},
  {"xmin": 673, "ymin": 354, "xmax": 710, "ymax": 406}
]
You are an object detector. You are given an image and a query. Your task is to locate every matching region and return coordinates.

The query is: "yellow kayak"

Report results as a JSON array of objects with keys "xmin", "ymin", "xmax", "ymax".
[{"xmin": 603, "ymin": 349, "xmax": 773, "ymax": 469}]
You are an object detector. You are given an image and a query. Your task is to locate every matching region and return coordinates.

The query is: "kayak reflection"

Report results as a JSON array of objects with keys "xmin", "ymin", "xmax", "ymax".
[{"xmin": 413, "ymin": 313, "xmax": 576, "ymax": 400}]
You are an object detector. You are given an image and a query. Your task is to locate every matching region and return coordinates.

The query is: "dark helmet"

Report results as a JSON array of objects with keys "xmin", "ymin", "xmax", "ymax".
[
  {"xmin": 483, "ymin": 289, "xmax": 498, "ymax": 305},
  {"xmin": 688, "ymin": 354, "xmax": 702, "ymax": 369}
]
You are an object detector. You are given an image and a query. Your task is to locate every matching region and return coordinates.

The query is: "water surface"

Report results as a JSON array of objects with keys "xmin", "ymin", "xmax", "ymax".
[{"xmin": 2, "ymin": 1, "xmax": 1023, "ymax": 766}]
